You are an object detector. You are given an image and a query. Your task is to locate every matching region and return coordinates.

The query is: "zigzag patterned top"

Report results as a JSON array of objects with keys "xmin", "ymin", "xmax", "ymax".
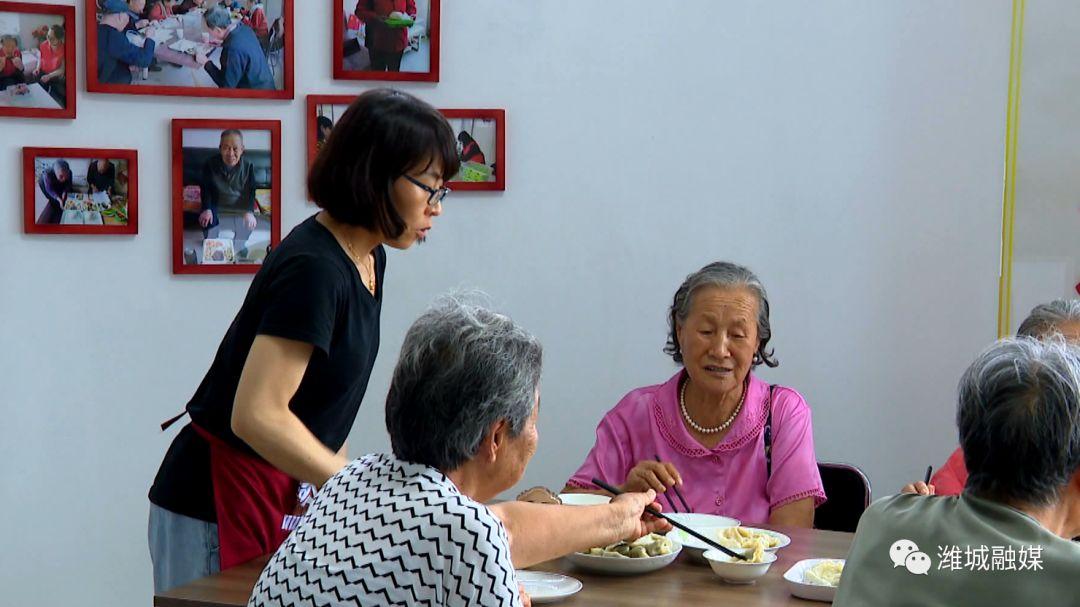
[{"xmin": 248, "ymin": 454, "xmax": 522, "ymax": 607}]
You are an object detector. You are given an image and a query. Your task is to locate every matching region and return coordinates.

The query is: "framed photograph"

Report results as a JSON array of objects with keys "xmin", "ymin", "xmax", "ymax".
[
  {"xmin": 86, "ymin": 0, "xmax": 293, "ymax": 100},
  {"xmin": 172, "ymin": 119, "xmax": 281, "ymax": 274},
  {"xmin": 308, "ymin": 95, "xmax": 505, "ymax": 191},
  {"xmin": 0, "ymin": 2, "xmax": 76, "ymax": 119},
  {"xmin": 441, "ymin": 109, "xmax": 505, "ymax": 191},
  {"xmin": 23, "ymin": 147, "xmax": 138, "ymax": 235},
  {"xmin": 334, "ymin": 0, "xmax": 439, "ymax": 82}
]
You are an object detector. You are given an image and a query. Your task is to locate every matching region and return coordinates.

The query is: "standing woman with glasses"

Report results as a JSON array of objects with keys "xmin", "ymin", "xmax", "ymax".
[{"xmin": 147, "ymin": 89, "xmax": 456, "ymax": 593}]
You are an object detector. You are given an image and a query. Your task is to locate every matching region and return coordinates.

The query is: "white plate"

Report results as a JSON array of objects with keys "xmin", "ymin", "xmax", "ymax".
[
  {"xmin": 712, "ymin": 526, "xmax": 791, "ymax": 552},
  {"xmin": 783, "ymin": 558, "xmax": 845, "ymax": 603},
  {"xmin": 557, "ymin": 493, "xmax": 611, "ymax": 506},
  {"xmin": 565, "ymin": 541, "xmax": 682, "ymax": 576},
  {"xmin": 662, "ymin": 514, "xmax": 740, "ymax": 562},
  {"xmin": 517, "ymin": 571, "xmax": 582, "ymax": 604}
]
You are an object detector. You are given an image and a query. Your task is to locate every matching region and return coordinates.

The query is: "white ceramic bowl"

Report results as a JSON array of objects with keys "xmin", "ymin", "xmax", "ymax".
[
  {"xmin": 782, "ymin": 558, "xmax": 845, "ymax": 602},
  {"xmin": 702, "ymin": 549, "xmax": 777, "ymax": 584},
  {"xmin": 565, "ymin": 541, "xmax": 682, "ymax": 576},
  {"xmin": 557, "ymin": 493, "xmax": 611, "ymax": 506}
]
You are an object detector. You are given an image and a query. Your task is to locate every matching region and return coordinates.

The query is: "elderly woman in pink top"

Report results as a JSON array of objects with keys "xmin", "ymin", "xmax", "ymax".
[{"xmin": 564, "ymin": 261, "xmax": 826, "ymax": 527}]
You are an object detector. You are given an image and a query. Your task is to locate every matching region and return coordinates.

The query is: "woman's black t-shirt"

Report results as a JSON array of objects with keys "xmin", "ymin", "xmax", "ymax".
[{"xmin": 149, "ymin": 215, "xmax": 385, "ymax": 522}]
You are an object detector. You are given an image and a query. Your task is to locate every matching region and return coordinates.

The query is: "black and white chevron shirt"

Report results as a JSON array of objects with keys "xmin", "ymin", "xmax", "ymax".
[{"xmin": 248, "ymin": 454, "xmax": 522, "ymax": 607}]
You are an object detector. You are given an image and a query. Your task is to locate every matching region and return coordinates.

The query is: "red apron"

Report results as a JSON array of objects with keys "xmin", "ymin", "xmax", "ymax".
[{"xmin": 191, "ymin": 423, "xmax": 302, "ymax": 570}]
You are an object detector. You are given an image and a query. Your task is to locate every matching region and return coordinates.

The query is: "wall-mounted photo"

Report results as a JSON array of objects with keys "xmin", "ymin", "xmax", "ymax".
[
  {"xmin": 335, "ymin": 0, "xmax": 439, "ymax": 82},
  {"xmin": 442, "ymin": 109, "xmax": 505, "ymax": 191},
  {"xmin": 308, "ymin": 96, "xmax": 505, "ymax": 191},
  {"xmin": 23, "ymin": 147, "xmax": 138, "ymax": 235},
  {"xmin": 172, "ymin": 119, "xmax": 281, "ymax": 274},
  {"xmin": 87, "ymin": 0, "xmax": 292, "ymax": 100},
  {"xmin": 0, "ymin": 2, "xmax": 75, "ymax": 118}
]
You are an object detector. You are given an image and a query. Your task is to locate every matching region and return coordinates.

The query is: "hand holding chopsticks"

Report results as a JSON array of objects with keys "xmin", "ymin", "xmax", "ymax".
[
  {"xmin": 652, "ymin": 455, "xmax": 692, "ymax": 514},
  {"xmin": 591, "ymin": 477, "xmax": 748, "ymax": 561}
]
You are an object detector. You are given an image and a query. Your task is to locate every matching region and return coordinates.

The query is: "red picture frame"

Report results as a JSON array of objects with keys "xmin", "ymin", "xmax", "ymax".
[
  {"xmin": 0, "ymin": 1, "xmax": 76, "ymax": 119},
  {"xmin": 23, "ymin": 147, "xmax": 138, "ymax": 235},
  {"xmin": 307, "ymin": 95, "xmax": 506, "ymax": 191},
  {"xmin": 334, "ymin": 0, "xmax": 440, "ymax": 82},
  {"xmin": 85, "ymin": 0, "xmax": 294, "ymax": 100},
  {"xmin": 172, "ymin": 119, "xmax": 282, "ymax": 275}
]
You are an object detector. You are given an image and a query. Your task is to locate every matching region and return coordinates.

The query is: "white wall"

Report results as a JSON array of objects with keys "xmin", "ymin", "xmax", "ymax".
[
  {"xmin": 1, "ymin": 1, "xmax": 1011, "ymax": 606},
  {"xmin": 1008, "ymin": 0, "xmax": 1080, "ymax": 330}
]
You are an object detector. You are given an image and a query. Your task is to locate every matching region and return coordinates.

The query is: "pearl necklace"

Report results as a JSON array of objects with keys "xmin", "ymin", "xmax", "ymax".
[{"xmin": 679, "ymin": 377, "xmax": 745, "ymax": 435}]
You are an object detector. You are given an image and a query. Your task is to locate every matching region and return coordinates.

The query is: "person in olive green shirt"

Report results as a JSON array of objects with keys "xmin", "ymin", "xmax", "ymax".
[{"xmin": 835, "ymin": 337, "xmax": 1080, "ymax": 607}]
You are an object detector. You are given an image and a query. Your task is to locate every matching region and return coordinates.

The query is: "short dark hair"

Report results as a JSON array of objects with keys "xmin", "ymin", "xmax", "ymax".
[
  {"xmin": 386, "ymin": 294, "xmax": 542, "ymax": 471},
  {"xmin": 958, "ymin": 337, "xmax": 1080, "ymax": 506},
  {"xmin": 307, "ymin": 89, "xmax": 460, "ymax": 237},
  {"xmin": 50, "ymin": 25, "xmax": 65, "ymax": 41}
]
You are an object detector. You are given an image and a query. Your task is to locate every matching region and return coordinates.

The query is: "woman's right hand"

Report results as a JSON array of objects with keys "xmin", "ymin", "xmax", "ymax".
[
  {"xmin": 198, "ymin": 209, "xmax": 213, "ymax": 227},
  {"xmin": 901, "ymin": 481, "xmax": 935, "ymax": 496},
  {"xmin": 621, "ymin": 459, "xmax": 683, "ymax": 494}
]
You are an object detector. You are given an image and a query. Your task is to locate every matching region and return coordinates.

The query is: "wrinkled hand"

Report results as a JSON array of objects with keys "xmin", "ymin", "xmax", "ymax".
[
  {"xmin": 194, "ymin": 49, "xmax": 209, "ymax": 66},
  {"xmin": 901, "ymin": 481, "xmax": 935, "ymax": 496},
  {"xmin": 622, "ymin": 459, "xmax": 683, "ymax": 495},
  {"xmin": 198, "ymin": 209, "xmax": 214, "ymax": 227},
  {"xmin": 609, "ymin": 490, "xmax": 673, "ymax": 542},
  {"xmin": 243, "ymin": 211, "xmax": 257, "ymax": 231},
  {"xmin": 518, "ymin": 583, "xmax": 531, "ymax": 607}
]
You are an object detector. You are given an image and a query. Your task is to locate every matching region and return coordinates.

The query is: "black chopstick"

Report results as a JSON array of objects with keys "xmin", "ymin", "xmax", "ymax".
[
  {"xmin": 924, "ymin": 466, "xmax": 933, "ymax": 485},
  {"xmin": 591, "ymin": 477, "xmax": 747, "ymax": 561},
  {"xmin": 654, "ymin": 455, "xmax": 692, "ymax": 514}
]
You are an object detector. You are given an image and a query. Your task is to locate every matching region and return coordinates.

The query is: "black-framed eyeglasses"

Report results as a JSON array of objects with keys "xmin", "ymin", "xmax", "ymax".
[{"xmin": 402, "ymin": 174, "xmax": 451, "ymax": 207}]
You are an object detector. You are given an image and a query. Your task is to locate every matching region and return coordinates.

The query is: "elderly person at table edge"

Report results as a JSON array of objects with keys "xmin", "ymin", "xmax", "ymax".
[
  {"xmin": 198, "ymin": 129, "xmax": 258, "ymax": 242},
  {"xmin": 563, "ymin": 261, "xmax": 826, "ymax": 527},
  {"xmin": 87, "ymin": 159, "xmax": 117, "ymax": 196},
  {"xmin": 96, "ymin": 0, "xmax": 156, "ymax": 85},
  {"xmin": 194, "ymin": 6, "xmax": 273, "ymax": 90},
  {"xmin": 0, "ymin": 34, "xmax": 25, "ymax": 90},
  {"xmin": 903, "ymin": 298, "xmax": 1080, "ymax": 497},
  {"xmin": 249, "ymin": 296, "xmax": 670, "ymax": 607},
  {"xmin": 834, "ymin": 337, "xmax": 1080, "ymax": 607},
  {"xmin": 38, "ymin": 159, "xmax": 72, "ymax": 224}
]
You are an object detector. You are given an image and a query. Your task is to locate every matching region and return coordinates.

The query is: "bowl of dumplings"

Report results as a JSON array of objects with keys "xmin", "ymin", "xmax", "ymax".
[
  {"xmin": 783, "ymin": 558, "xmax": 845, "ymax": 602},
  {"xmin": 702, "ymin": 543, "xmax": 778, "ymax": 584},
  {"xmin": 565, "ymin": 533, "xmax": 681, "ymax": 575}
]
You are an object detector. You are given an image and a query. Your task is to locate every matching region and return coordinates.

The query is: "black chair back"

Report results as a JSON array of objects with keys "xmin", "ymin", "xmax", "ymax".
[{"xmin": 814, "ymin": 462, "xmax": 871, "ymax": 533}]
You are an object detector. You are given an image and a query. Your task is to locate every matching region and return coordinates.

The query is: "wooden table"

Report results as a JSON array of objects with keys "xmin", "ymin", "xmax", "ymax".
[{"xmin": 155, "ymin": 525, "xmax": 852, "ymax": 607}]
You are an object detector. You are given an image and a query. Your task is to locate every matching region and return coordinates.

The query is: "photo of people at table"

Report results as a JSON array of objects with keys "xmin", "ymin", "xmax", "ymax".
[
  {"xmin": 178, "ymin": 128, "xmax": 273, "ymax": 266},
  {"xmin": 0, "ymin": 10, "xmax": 67, "ymax": 109},
  {"xmin": 448, "ymin": 117, "xmax": 498, "ymax": 183},
  {"xmin": 94, "ymin": 0, "xmax": 285, "ymax": 90},
  {"xmin": 32, "ymin": 156, "xmax": 130, "ymax": 226},
  {"xmin": 341, "ymin": 0, "xmax": 432, "ymax": 74}
]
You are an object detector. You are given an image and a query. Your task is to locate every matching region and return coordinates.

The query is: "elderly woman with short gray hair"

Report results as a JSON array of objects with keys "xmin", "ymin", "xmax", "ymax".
[
  {"xmin": 835, "ymin": 337, "xmax": 1080, "ymax": 606},
  {"xmin": 905, "ymin": 298, "xmax": 1080, "ymax": 496},
  {"xmin": 564, "ymin": 261, "xmax": 826, "ymax": 527},
  {"xmin": 249, "ymin": 296, "xmax": 669, "ymax": 606}
]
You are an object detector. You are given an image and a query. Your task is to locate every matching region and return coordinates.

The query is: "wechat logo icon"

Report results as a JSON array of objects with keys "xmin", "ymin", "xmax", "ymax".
[{"xmin": 890, "ymin": 539, "xmax": 931, "ymax": 575}]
